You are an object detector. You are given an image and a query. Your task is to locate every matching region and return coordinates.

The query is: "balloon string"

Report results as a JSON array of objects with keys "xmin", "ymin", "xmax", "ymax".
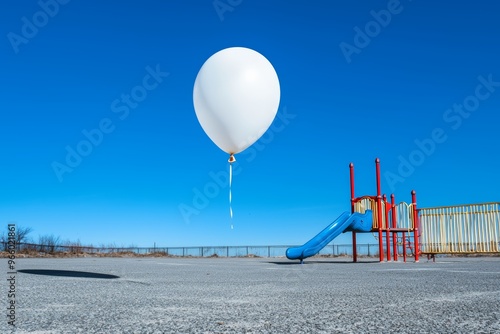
[{"xmin": 229, "ymin": 162, "xmax": 233, "ymax": 229}]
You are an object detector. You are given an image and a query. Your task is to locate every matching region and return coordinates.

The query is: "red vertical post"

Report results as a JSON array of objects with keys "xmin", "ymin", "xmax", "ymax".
[
  {"xmin": 391, "ymin": 194, "xmax": 398, "ymax": 262},
  {"xmin": 349, "ymin": 163, "xmax": 357, "ymax": 263},
  {"xmin": 384, "ymin": 194, "xmax": 391, "ymax": 262},
  {"xmin": 375, "ymin": 158, "xmax": 384, "ymax": 262},
  {"xmin": 412, "ymin": 190, "xmax": 420, "ymax": 262},
  {"xmin": 350, "ymin": 163, "xmax": 355, "ymax": 213}
]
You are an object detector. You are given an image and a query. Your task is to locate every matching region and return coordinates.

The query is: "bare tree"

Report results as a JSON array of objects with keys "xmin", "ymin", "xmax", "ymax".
[
  {"xmin": 38, "ymin": 234, "xmax": 61, "ymax": 253},
  {"xmin": 62, "ymin": 238, "xmax": 84, "ymax": 254},
  {"xmin": 0, "ymin": 231, "xmax": 6, "ymax": 251},
  {"xmin": 1, "ymin": 225, "xmax": 32, "ymax": 251},
  {"xmin": 38, "ymin": 235, "xmax": 48, "ymax": 252},
  {"xmin": 16, "ymin": 226, "xmax": 33, "ymax": 244},
  {"xmin": 46, "ymin": 234, "xmax": 61, "ymax": 253}
]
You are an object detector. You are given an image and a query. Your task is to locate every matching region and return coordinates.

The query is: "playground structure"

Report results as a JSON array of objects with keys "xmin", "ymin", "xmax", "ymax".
[
  {"xmin": 287, "ymin": 158, "xmax": 500, "ymax": 262},
  {"xmin": 349, "ymin": 158, "xmax": 420, "ymax": 262}
]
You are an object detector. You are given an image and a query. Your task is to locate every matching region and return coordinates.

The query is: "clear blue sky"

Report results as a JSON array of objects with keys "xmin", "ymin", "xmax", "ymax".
[{"xmin": 1, "ymin": 0, "xmax": 499, "ymax": 247}]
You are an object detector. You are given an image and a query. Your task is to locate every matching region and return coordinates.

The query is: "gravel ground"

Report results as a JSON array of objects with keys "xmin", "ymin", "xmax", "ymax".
[{"xmin": 1, "ymin": 256, "xmax": 499, "ymax": 333}]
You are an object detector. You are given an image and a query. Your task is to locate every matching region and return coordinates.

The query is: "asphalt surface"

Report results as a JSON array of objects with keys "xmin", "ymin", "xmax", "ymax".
[{"xmin": 1, "ymin": 256, "xmax": 499, "ymax": 333}]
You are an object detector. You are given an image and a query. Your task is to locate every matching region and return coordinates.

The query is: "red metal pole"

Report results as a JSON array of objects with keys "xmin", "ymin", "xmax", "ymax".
[
  {"xmin": 391, "ymin": 194, "xmax": 398, "ymax": 262},
  {"xmin": 384, "ymin": 194, "xmax": 391, "ymax": 262},
  {"xmin": 375, "ymin": 158, "xmax": 384, "ymax": 262},
  {"xmin": 412, "ymin": 190, "xmax": 420, "ymax": 262},
  {"xmin": 350, "ymin": 163, "xmax": 355, "ymax": 213},
  {"xmin": 350, "ymin": 163, "xmax": 357, "ymax": 263}
]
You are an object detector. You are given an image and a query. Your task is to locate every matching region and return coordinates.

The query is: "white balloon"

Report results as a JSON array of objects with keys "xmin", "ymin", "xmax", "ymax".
[{"xmin": 193, "ymin": 47, "xmax": 280, "ymax": 156}]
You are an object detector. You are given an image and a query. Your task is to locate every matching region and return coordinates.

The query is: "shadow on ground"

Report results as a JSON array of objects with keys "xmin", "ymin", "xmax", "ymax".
[{"xmin": 18, "ymin": 269, "xmax": 120, "ymax": 279}]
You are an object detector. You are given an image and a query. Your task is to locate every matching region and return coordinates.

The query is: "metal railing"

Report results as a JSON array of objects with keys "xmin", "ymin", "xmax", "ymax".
[
  {"xmin": 353, "ymin": 196, "xmax": 379, "ymax": 228},
  {"xmin": 419, "ymin": 202, "xmax": 500, "ymax": 254},
  {"xmin": 396, "ymin": 202, "xmax": 415, "ymax": 230},
  {"xmin": 353, "ymin": 197, "xmax": 415, "ymax": 231}
]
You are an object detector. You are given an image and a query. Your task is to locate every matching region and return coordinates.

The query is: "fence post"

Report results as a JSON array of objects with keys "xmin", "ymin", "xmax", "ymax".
[
  {"xmin": 384, "ymin": 194, "xmax": 391, "ymax": 262},
  {"xmin": 412, "ymin": 190, "xmax": 420, "ymax": 262},
  {"xmin": 391, "ymin": 194, "xmax": 398, "ymax": 262},
  {"xmin": 375, "ymin": 158, "xmax": 384, "ymax": 262},
  {"xmin": 350, "ymin": 162, "xmax": 357, "ymax": 263}
]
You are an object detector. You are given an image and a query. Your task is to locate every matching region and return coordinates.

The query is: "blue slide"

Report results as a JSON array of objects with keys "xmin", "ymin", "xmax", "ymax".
[{"xmin": 286, "ymin": 210, "xmax": 373, "ymax": 261}]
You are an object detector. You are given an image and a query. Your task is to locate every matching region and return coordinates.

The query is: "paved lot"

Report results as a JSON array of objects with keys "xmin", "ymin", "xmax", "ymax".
[{"xmin": 1, "ymin": 256, "xmax": 499, "ymax": 333}]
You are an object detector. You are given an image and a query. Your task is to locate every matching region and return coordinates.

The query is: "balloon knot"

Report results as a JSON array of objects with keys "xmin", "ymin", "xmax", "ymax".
[{"xmin": 228, "ymin": 154, "xmax": 236, "ymax": 163}]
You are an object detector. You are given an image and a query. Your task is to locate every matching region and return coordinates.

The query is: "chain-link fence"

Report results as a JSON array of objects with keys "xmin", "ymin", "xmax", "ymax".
[{"xmin": 2, "ymin": 242, "xmax": 382, "ymax": 258}]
